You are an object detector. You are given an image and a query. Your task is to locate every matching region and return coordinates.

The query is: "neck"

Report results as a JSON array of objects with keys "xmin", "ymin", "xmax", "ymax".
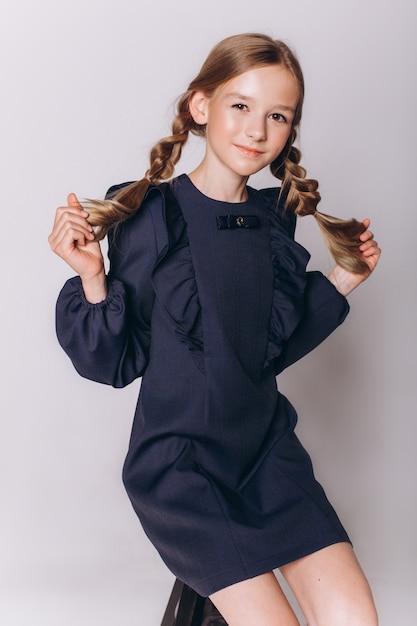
[{"xmin": 188, "ymin": 163, "xmax": 249, "ymax": 203}]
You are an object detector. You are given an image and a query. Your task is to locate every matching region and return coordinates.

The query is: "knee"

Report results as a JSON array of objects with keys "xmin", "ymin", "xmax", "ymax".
[
  {"xmin": 340, "ymin": 598, "xmax": 379, "ymax": 626},
  {"xmin": 307, "ymin": 601, "xmax": 378, "ymax": 626},
  {"xmin": 349, "ymin": 606, "xmax": 379, "ymax": 626}
]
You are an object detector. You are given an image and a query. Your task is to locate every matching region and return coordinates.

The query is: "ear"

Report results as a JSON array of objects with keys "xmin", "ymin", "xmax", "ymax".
[{"xmin": 188, "ymin": 91, "xmax": 209, "ymax": 125}]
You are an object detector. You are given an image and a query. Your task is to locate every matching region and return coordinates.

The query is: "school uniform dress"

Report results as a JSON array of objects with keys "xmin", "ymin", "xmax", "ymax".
[{"xmin": 56, "ymin": 174, "xmax": 350, "ymax": 597}]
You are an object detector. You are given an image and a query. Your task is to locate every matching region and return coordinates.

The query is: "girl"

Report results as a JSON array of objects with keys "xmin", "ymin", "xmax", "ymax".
[{"xmin": 49, "ymin": 33, "xmax": 380, "ymax": 626}]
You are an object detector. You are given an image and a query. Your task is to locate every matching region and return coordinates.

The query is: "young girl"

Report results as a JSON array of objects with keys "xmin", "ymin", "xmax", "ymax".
[{"xmin": 49, "ymin": 33, "xmax": 380, "ymax": 626}]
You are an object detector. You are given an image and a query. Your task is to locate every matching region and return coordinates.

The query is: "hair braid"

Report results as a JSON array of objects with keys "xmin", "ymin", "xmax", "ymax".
[
  {"xmin": 82, "ymin": 33, "xmax": 369, "ymax": 273},
  {"xmin": 84, "ymin": 94, "xmax": 194, "ymax": 240},
  {"xmin": 271, "ymin": 130, "xmax": 320, "ymax": 217},
  {"xmin": 271, "ymin": 133, "xmax": 369, "ymax": 274},
  {"xmin": 146, "ymin": 93, "xmax": 194, "ymax": 184}
]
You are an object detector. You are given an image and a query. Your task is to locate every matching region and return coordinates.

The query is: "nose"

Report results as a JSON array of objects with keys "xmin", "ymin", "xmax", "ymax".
[{"xmin": 246, "ymin": 116, "xmax": 267, "ymax": 141}]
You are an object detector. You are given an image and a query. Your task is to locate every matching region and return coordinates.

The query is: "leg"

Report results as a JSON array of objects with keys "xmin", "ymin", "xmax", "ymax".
[
  {"xmin": 280, "ymin": 542, "xmax": 378, "ymax": 626},
  {"xmin": 209, "ymin": 572, "xmax": 300, "ymax": 626}
]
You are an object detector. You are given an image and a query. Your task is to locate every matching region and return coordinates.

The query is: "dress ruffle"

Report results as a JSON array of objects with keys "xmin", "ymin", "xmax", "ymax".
[
  {"xmin": 152, "ymin": 185, "xmax": 311, "ymax": 374},
  {"xmin": 151, "ymin": 191, "xmax": 204, "ymax": 371},
  {"xmin": 262, "ymin": 192, "xmax": 311, "ymax": 368}
]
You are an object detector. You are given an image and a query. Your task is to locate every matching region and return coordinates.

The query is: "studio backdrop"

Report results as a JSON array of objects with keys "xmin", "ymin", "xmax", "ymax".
[{"xmin": 0, "ymin": 0, "xmax": 415, "ymax": 624}]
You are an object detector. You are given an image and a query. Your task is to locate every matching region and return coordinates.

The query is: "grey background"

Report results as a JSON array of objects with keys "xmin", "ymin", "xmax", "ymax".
[{"xmin": 1, "ymin": 0, "xmax": 416, "ymax": 624}]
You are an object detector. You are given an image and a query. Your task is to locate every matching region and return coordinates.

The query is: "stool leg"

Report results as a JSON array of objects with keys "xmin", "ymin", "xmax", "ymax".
[
  {"xmin": 160, "ymin": 578, "xmax": 185, "ymax": 626},
  {"xmin": 160, "ymin": 578, "xmax": 209, "ymax": 626},
  {"xmin": 175, "ymin": 584, "xmax": 205, "ymax": 626}
]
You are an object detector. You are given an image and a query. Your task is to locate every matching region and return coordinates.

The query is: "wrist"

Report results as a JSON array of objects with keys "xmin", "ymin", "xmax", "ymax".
[
  {"xmin": 81, "ymin": 271, "xmax": 107, "ymax": 304},
  {"xmin": 327, "ymin": 266, "xmax": 357, "ymax": 297}
]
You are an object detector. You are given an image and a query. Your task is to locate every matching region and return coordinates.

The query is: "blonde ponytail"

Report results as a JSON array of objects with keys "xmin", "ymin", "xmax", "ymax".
[{"xmin": 271, "ymin": 133, "xmax": 369, "ymax": 275}]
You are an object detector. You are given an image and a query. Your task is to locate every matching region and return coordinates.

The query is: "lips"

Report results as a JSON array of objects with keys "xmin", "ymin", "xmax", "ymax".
[{"xmin": 234, "ymin": 144, "xmax": 264, "ymax": 158}]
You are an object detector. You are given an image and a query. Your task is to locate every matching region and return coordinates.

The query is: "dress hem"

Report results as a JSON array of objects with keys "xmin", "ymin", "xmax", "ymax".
[{"xmin": 180, "ymin": 535, "xmax": 352, "ymax": 597}]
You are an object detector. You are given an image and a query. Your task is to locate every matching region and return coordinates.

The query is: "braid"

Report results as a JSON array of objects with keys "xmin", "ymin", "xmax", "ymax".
[
  {"xmin": 271, "ymin": 131, "xmax": 320, "ymax": 217},
  {"xmin": 146, "ymin": 93, "xmax": 194, "ymax": 184},
  {"xmin": 84, "ymin": 93, "xmax": 194, "ymax": 240},
  {"xmin": 271, "ymin": 133, "xmax": 369, "ymax": 274},
  {"xmin": 83, "ymin": 31, "xmax": 368, "ymax": 273}
]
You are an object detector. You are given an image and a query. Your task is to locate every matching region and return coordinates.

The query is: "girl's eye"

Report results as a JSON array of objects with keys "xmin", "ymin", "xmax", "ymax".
[
  {"xmin": 270, "ymin": 113, "xmax": 287, "ymax": 123},
  {"xmin": 232, "ymin": 103, "xmax": 248, "ymax": 111}
]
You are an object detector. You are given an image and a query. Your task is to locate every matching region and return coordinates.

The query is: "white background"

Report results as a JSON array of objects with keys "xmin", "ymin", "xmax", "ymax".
[{"xmin": 1, "ymin": 0, "xmax": 416, "ymax": 624}]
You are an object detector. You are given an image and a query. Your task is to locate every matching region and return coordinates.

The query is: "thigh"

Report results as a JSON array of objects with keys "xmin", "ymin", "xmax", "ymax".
[
  {"xmin": 209, "ymin": 571, "xmax": 300, "ymax": 626},
  {"xmin": 280, "ymin": 542, "xmax": 378, "ymax": 626}
]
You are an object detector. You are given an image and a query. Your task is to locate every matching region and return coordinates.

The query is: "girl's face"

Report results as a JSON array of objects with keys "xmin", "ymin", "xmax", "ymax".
[{"xmin": 192, "ymin": 64, "xmax": 300, "ymax": 181}]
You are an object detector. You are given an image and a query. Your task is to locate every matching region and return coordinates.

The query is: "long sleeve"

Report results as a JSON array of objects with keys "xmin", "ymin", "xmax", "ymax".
[
  {"xmin": 274, "ymin": 271, "xmax": 350, "ymax": 375},
  {"xmin": 55, "ymin": 189, "xmax": 167, "ymax": 387}
]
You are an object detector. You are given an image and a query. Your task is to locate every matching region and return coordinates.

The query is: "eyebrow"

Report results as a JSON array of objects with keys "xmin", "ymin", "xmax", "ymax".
[{"xmin": 225, "ymin": 92, "xmax": 296, "ymax": 113}]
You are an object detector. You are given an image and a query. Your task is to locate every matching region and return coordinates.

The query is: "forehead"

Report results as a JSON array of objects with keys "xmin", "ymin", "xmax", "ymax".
[{"xmin": 216, "ymin": 65, "xmax": 300, "ymax": 108}]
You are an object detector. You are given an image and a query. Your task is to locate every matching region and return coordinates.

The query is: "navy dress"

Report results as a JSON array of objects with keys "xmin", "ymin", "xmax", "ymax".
[{"xmin": 56, "ymin": 174, "xmax": 350, "ymax": 596}]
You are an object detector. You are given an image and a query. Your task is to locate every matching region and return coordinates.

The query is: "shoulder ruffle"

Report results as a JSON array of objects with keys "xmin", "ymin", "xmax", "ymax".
[
  {"xmin": 151, "ymin": 184, "xmax": 204, "ymax": 372},
  {"xmin": 260, "ymin": 189, "xmax": 311, "ymax": 369}
]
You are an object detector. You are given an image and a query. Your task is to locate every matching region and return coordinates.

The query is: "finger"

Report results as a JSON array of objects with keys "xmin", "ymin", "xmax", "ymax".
[
  {"xmin": 359, "ymin": 236, "xmax": 376, "ymax": 250},
  {"xmin": 48, "ymin": 213, "xmax": 101, "ymax": 250},
  {"xmin": 67, "ymin": 192, "xmax": 82, "ymax": 208},
  {"xmin": 359, "ymin": 244, "xmax": 379, "ymax": 257},
  {"xmin": 50, "ymin": 209, "xmax": 94, "ymax": 242},
  {"xmin": 363, "ymin": 244, "xmax": 381, "ymax": 258},
  {"xmin": 56, "ymin": 224, "xmax": 96, "ymax": 259},
  {"xmin": 359, "ymin": 229, "xmax": 374, "ymax": 242},
  {"xmin": 49, "ymin": 216, "xmax": 94, "ymax": 252},
  {"xmin": 52, "ymin": 203, "xmax": 89, "ymax": 232},
  {"xmin": 360, "ymin": 244, "xmax": 381, "ymax": 263},
  {"xmin": 50, "ymin": 226, "xmax": 87, "ymax": 259},
  {"xmin": 67, "ymin": 193, "xmax": 89, "ymax": 218},
  {"xmin": 56, "ymin": 216, "xmax": 94, "ymax": 244}
]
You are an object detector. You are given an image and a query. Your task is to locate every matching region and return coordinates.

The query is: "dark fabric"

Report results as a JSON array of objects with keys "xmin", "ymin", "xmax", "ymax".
[{"xmin": 56, "ymin": 174, "xmax": 351, "ymax": 597}]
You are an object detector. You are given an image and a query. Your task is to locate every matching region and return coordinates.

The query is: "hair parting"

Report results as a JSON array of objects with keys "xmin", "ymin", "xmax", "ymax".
[{"xmin": 84, "ymin": 32, "xmax": 368, "ymax": 274}]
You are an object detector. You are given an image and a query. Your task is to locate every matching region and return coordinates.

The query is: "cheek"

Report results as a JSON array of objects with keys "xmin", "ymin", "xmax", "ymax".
[
  {"xmin": 208, "ymin": 109, "xmax": 238, "ymax": 137},
  {"xmin": 271, "ymin": 127, "xmax": 292, "ymax": 153}
]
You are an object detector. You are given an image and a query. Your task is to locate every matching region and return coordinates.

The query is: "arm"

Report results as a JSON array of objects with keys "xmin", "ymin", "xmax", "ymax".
[
  {"xmin": 274, "ymin": 219, "xmax": 381, "ymax": 374},
  {"xmin": 274, "ymin": 271, "xmax": 349, "ymax": 374},
  {"xmin": 51, "ymin": 190, "xmax": 164, "ymax": 387}
]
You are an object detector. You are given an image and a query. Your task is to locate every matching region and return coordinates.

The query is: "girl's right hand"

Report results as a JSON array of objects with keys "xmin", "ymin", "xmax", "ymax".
[{"xmin": 49, "ymin": 193, "xmax": 108, "ymax": 303}]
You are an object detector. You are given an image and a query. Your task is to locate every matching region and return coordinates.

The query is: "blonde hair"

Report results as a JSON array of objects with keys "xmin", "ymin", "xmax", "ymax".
[{"xmin": 86, "ymin": 33, "xmax": 368, "ymax": 273}]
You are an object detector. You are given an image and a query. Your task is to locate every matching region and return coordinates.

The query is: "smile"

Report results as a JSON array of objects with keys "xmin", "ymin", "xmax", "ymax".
[{"xmin": 234, "ymin": 144, "xmax": 264, "ymax": 158}]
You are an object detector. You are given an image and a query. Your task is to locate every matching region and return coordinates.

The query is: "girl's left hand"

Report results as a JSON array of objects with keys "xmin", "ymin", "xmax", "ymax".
[{"xmin": 327, "ymin": 219, "xmax": 381, "ymax": 296}]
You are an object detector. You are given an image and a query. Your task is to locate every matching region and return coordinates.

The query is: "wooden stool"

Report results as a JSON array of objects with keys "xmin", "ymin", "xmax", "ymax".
[{"xmin": 160, "ymin": 578, "xmax": 227, "ymax": 626}]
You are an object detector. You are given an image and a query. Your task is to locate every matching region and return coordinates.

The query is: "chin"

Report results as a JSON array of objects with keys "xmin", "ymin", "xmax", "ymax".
[{"xmin": 240, "ymin": 165, "xmax": 268, "ymax": 178}]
